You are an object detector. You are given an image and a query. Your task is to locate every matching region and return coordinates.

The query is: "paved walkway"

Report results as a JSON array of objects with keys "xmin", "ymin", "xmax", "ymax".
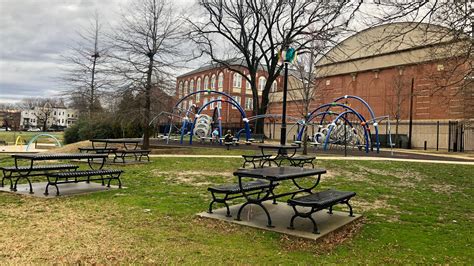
[{"xmin": 149, "ymin": 154, "xmax": 474, "ymax": 165}]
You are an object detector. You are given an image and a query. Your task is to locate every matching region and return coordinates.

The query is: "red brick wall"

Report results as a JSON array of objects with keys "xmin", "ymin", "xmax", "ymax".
[
  {"xmin": 268, "ymin": 60, "xmax": 471, "ymax": 122},
  {"xmin": 176, "ymin": 66, "xmax": 283, "ymax": 126}
]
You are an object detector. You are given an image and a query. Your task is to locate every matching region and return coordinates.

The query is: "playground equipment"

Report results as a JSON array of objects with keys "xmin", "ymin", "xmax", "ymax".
[
  {"xmin": 25, "ymin": 133, "xmax": 62, "ymax": 151},
  {"xmin": 296, "ymin": 95, "xmax": 391, "ymax": 153},
  {"xmin": 15, "ymin": 136, "xmax": 26, "ymax": 146},
  {"xmin": 167, "ymin": 90, "xmax": 251, "ymax": 145}
]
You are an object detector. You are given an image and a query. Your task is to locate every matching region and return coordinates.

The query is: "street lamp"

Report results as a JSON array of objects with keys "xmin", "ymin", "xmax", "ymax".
[{"xmin": 279, "ymin": 45, "xmax": 297, "ymax": 145}]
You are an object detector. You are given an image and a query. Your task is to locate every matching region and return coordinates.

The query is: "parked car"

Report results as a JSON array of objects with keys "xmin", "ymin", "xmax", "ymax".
[{"xmin": 27, "ymin": 127, "xmax": 41, "ymax": 132}]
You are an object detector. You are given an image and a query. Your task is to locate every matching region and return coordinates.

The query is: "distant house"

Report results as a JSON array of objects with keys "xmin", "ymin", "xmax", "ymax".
[{"xmin": 20, "ymin": 102, "xmax": 79, "ymax": 130}]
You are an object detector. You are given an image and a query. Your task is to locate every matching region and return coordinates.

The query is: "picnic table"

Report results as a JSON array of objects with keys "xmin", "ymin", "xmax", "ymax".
[
  {"xmin": 258, "ymin": 144, "xmax": 300, "ymax": 166},
  {"xmin": 233, "ymin": 167, "xmax": 326, "ymax": 227},
  {"xmin": 89, "ymin": 138, "xmax": 150, "ymax": 163},
  {"xmin": 90, "ymin": 138, "xmax": 142, "ymax": 150},
  {"xmin": 6, "ymin": 153, "xmax": 111, "ymax": 194}
]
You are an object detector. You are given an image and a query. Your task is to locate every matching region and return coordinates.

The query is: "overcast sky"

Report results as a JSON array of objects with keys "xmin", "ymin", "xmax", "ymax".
[{"xmin": 0, "ymin": 0, "xmax": 195, "ymax": 104}]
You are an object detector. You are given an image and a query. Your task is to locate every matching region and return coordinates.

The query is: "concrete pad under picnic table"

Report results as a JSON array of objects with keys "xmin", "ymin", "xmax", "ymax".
[
  {"xmin": 197, "ymin": 201, "xmax": 362, "ymax": 240},
  {"xmin": 0, "ymin": 182, "xmax": 122, "ymax": 198}
]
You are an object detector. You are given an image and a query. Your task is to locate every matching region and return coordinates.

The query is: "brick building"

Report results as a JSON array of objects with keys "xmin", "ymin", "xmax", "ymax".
[
  {"xmin": 268, "ymin": 23, "xmax": 473, "ymax": 150},
  {"xmin": 176, "ymin": 61, "xmax": 283, "ymax": 129}
]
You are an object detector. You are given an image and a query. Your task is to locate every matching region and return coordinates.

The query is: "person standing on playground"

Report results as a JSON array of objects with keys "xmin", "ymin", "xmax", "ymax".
[{"xmin": 212, "ymin": 128, "xmax": 219, "ymax": 142}]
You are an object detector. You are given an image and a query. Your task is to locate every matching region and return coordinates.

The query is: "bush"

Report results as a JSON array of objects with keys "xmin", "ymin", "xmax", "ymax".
[{"xmin": 64, "ymin": 115, "xmax": 144, "ymax": 144}]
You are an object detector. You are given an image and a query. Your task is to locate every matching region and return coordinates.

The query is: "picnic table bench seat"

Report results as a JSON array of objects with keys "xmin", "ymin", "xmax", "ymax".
[
  {"xmin": 241, "ymin": 154, "xmax": 271, "ymax": 168},
  {"xmin": 113, "ymin": 149, "xmax": 151, "ymax": 163},
  {"xmin": 208, "ymin": 180, "xmax": 278, "ymax": 217},
  {"xmin": 45, "ymin": 169, "xmax": 123, "ymax": 196},
  {"xmin": 287, "ymin": 189, "xmax": 356, "ymax": 234},
  {"xmin": 78, "ymin": 147, "xmax": 117, "ymax": 154},
  {"xmin": 1, "ymin": 164, "xmax": 79, "ymax": 190},
  {"xmin": 289, "ymin": 155, "xmax": 316, "ymax": 168}
]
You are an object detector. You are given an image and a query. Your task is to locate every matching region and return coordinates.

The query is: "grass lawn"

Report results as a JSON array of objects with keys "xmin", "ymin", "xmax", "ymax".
[
  {"xmin": 0, "ymin": 153, "xmax": 472, "ymax": 264},
  {"xmin": 0, "ymin": 131, "xmax": 64, "ymax": 145}
]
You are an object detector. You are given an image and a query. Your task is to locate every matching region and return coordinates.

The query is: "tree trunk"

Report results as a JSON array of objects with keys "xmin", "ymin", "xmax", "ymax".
[
  {"xmin": 90, "ymin": 55, "xmax": 97, "ymax": 118},
  {"xmin": 143, "ymin": 56, "xmax": 153, "ymax": 149}
]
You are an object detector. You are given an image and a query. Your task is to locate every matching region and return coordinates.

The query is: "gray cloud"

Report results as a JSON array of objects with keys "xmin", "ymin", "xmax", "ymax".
[{"xmin": 0, "ymin": 0, "xmax": 129, "ymax": 102}]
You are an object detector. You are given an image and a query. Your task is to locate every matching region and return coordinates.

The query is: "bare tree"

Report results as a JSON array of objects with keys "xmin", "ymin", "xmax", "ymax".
[
  {"xmin": 188, "ymin": 0, "xmax": 364, "ymax": 135},
  {"xmin": 285, "ymin": 38, "xmax": 331, "ymax": 154},
  {"xmin": 110, "ymin": 0, "xmax": 185, "ymax": 149},
  {"xmin": 61, "ymin": 12, "xmax": 111, "ymax": 116},
  {"xmin": 385, "ymin": 74, "xmax": 411, "ymax": 147}
]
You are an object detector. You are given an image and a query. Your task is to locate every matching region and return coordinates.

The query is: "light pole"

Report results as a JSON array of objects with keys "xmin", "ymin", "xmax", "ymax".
[{"xmin": 280, "ymin": 46, "xmax": 296, "ymax": 145}]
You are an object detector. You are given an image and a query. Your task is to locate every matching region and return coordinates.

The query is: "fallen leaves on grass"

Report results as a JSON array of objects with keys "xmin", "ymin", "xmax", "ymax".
[{"xmin": 279, "ymin": 217, "xmax": 365, "ymax": 254}]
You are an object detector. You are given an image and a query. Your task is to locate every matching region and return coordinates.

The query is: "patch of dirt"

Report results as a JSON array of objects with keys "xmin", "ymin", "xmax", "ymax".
[
  {"xmin": 352, "ymin": 198, "xmax": 392, "ymax": 212},
  {"xmin": 153, "ymin": 170, "xmax": 234, "ymax": 187},
  {"xmin": 429, "ymin": 183, "xmax": 459, "ymax": 194},
  {"xmin": 193, "ymin": 217, "xmax": 240, "ymax": 234},
  {"xmin": 279, "ymin": 217, "xmax": 365, "ymax": 254}
]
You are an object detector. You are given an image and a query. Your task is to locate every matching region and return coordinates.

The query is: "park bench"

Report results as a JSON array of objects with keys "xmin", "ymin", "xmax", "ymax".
[
  {"xmin": 289, "ymin": 155, "xmax": 316, "ymax": 168},
  {"xmin": 287, "ymin": 189, "xmax": 356, "ymax": 234},
  {"xmin": 113, "ymin": 149, "xmax": 151, "ymax": 163},
  {"xmin": 241, "ymin": 154, "xmax": 272, "ymax": 168},
  {"xmin": 207, "ymin": 180, "xmax": 278, "ymax": 217},
  {"xmin": 1, "ymin": 164, "xmax": 79, "ymax": 190},
  {"xmin": 45, "ymin": 169, "xmax": 123, "ymax": 196},
  {"xmin": 78, "ymin": 147, "xmax": 117, "ymax": 154}
]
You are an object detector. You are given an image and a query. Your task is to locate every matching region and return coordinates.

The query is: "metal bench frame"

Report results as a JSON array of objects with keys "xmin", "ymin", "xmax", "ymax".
[
  {"xmin": 289, "ymin": 156, "xmax": 316, "ymax": 168},
  {"xmin": 78, "ymin": 147, "xmax": 117, "ymax": 154},
  {"xmin": 45, "ymin": 170, "xmax": 123, "ymax": 196},
  {"xmin": 113, "ymin": 150, "xmax": 151, "ymax": 163},
  {"xmin": 241, "ymin": 155, "xmax": 271, "ymax": 168},
  {"xmin": 1, "ymin": 165, "xmax": 79, "ymax": 191},
  {"xmin": 287, "ymin": 190, "xmax": 356, "ymax": 234},
  {"xmin": 208, "ymin": 180, "xmax": 278, "ymax": 217}
]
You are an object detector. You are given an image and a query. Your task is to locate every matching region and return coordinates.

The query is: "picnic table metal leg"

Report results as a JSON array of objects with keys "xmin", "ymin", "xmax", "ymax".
[
  {"xmin": 344, "ymin": 199, "xmax": 354, "ymax": 217},
  {"xmin": 235, "ymin": 176, "xmax": 274, "ymax": 228},
  {"xmin": 13, "ymin": 158, "xmax": 34, "ymax": 194},
  {"xmin": 288, "ymin": 205, "xmax": 320, "ymax": 234},
  {"xmin": 290, "ymin": 174, "xmax": 321, "ymax": 197}
]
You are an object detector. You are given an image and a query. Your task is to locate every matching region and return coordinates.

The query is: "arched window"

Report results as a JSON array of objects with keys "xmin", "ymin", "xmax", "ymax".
[
  {"xmin": 217, "ymin": 72, "xmax": 224, "ymax": 91},
  {"xmin": 211, "ymin": 74, "xmax": 216, "ymax": 89},
  {"xmin": 258, "ymin": 77, "xmax": 266, "ymax": 91},
  {"xmin": 233, "ymin": 73, "xmax": 242, "ymax": 88},
  {"xmin": 245, "ymin": 75, "xmax": 252, "ymax": 94},
  {"xmin": 184, "ymin": 81, "xmax": 189, "ymax": 94},
  {"xmin": 204, "ymin": 76, "xmax": 209, "ymax": 90},
  {"xmin": 217, "ymin": 96, "xmax": 222, "ymax": 108},
  {"xmin": 209, "ymin": 97, "xmax": 215, "ymax": 109},
  {"xmin": 178, "ymin": 81, "xmax": 183, "ymax": 97},
  {"xmin": 271, "ymin": 80, "xmax": 277, "ymax": 92},
  {"xmin": 196, "ymin": 78, "xmax": 201, "ymax": 102},
  {"xmin": 190, "ymin": 79, "xmax": 194, "ymax": 93}
]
